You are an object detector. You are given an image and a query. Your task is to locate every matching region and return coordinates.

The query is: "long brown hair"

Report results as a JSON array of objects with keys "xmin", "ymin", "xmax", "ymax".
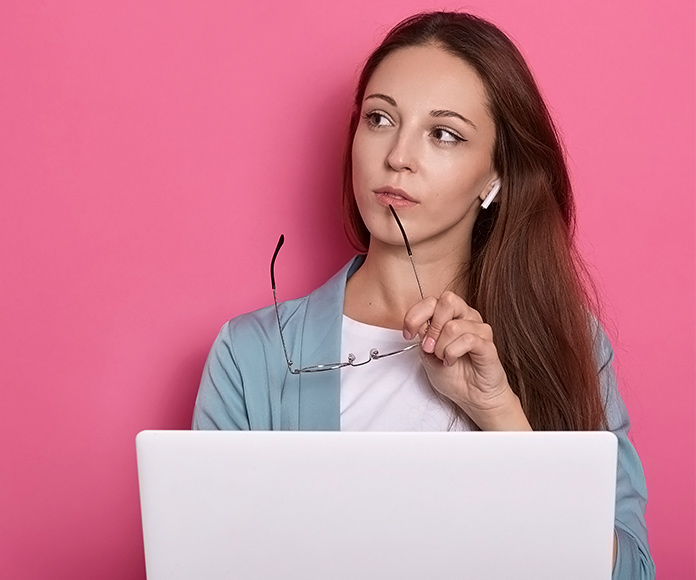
[{"xmin": 342, "ymin": 12, "xmax": 606, "ymax": 430}]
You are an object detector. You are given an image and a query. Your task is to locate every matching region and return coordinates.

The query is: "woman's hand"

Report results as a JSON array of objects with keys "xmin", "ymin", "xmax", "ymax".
[{"xmin": 402, "ymin": 291, "xmax": 532, "ymax": 431}]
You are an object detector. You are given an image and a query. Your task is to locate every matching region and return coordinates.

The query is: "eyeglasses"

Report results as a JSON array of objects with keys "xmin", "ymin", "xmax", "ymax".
[{"xmin": 271, "ymin": 205, "xmax": 425, "ymax": 374}]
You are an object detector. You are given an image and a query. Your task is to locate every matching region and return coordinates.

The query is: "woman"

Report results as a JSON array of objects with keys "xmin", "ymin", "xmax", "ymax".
[{"xmin": 193, "ymin": 11, "xmax": 654, "ymax": 579}]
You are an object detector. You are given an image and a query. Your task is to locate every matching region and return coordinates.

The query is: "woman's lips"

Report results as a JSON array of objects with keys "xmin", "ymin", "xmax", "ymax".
[{"xmin": 374, "ymin": 188, "xmax": 418, "ymax": 209}]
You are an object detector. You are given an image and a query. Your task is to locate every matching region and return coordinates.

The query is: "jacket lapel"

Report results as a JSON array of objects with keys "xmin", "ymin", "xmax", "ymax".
[{"xmin": 296, "ymin": 255, "xmax": 365, "ymax": 430}]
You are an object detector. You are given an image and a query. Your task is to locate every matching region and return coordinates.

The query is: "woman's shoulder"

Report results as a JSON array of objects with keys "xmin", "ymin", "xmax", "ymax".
[
  {"xmin": 588, "ymin": 315, "xmax": 614, "ymax": 371},
  {"xmin": 582, "ymin": 309, "xmax": 620, "ymax": 370},
  {"xmin": 223, "ymin": 296, "xmax": 307, "ymax": 338},
  {"xmin": 219, "ymin": 254, "xmax": 365, "ymax": 344},
  {"xmin": 586, "ymin": 315, "xmax": 630, "ymax": 430}
]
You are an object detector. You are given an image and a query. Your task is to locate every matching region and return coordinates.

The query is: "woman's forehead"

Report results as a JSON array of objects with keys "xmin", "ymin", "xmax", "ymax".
[{"xmin": 364, "ymin": 45, "xmax": 492, "ymax": 122}]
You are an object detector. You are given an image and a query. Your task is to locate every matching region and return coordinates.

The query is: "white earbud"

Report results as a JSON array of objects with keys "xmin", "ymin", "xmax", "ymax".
[{"xmin": 481, "ymin": 179, "xmax": 501, "ymax": 209}]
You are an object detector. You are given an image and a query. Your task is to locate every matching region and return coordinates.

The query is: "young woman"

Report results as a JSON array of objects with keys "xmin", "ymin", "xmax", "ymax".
[{"xmin": 193, "ymin": 11, "xmax": 654, "ymax": 579}]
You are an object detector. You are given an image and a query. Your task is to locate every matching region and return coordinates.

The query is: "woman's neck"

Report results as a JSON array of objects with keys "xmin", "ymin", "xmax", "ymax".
[{"xmin": 343, "ymin": 237, "xmax": 469, "ymax": 329}]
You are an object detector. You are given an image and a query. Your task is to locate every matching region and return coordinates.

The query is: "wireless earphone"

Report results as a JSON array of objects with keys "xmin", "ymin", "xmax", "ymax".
[{"xmin": 481, "ymin": 179, "xmax": 501, "ymax": 209}]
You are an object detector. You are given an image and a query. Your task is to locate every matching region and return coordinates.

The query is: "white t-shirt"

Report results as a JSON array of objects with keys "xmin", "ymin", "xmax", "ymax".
[{"xmin": 339, "ymin": 315, "xmax": 475, "ymax": 431}]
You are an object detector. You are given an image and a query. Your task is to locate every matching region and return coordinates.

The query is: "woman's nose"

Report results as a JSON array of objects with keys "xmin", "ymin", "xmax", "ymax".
[{"xmin": 385, "ymin": 129, "xmax": 419, "ymax": 172}]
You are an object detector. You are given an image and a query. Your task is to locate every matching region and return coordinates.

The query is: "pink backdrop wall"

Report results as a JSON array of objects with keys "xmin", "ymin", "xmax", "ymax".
[{"xmin": 1, "ymin": 1, "xmax": 693, "ymax": 578}]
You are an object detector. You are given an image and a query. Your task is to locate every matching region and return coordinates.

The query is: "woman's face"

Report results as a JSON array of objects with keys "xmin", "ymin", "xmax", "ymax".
[{"xmin": 352, "ymin": 44, "xmax": 498, "ymax": 254}]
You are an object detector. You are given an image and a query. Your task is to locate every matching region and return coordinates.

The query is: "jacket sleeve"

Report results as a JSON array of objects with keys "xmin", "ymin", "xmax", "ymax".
[
  {"xmin": 192, "ymin": 322, "xmax": 251, "ymax": 430},
  {"xmin": 595, "ymin": 328, "xmax": 656, "ymax": 580}
]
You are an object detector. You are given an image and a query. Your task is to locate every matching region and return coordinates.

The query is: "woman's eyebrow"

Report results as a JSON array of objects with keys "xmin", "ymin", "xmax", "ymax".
[
  {"xmin": 431, "ymin": 109, "xmax": 477, "ymax": 131},
  {"xmin": 364, "ymin": 93, "xmax": 397, "ymax": 106},
  {"xmin": 364, "ymin": 94, "xmax": 477, "ymax": 131}
]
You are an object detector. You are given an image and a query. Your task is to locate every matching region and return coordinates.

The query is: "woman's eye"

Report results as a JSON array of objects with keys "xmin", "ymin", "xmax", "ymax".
[
  {"xmin": 432, "ymin": 127, "xmax": 464, "ymax": 144},
  {"xmin": 363, "ymin": 111, "xmax": 392, "ymax": 128}
]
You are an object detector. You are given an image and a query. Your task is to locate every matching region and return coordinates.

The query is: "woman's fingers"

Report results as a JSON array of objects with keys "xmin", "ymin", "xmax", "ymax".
[
  {"xmin": 403, "ymin": 291, "xmax": 484, "ymax": 350},
  {"xmin": 404, "ymin": 292, "xmax": 513, "ymax": 422},
  {"xmin": 439, "ymin": 331, "xmax": 499, "ymax": 368},
  {"xmin": 402, "ymin": 296, "xmax": 438, "ymax": 340},
  {"xmin": 426, "ymin": 293, "xmax": 482, "ymax": 351},
  {"xmin": 402, "ymin": 291, "xmax": 499, "ymax": 373},
  {"xmin": 432, "ymin": 319, "xmax": 494, "ymax": 363}
]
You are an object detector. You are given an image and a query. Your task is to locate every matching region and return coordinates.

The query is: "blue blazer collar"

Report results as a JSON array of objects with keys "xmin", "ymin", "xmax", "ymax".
[{"xmin": 296, "ymin": 255, "xmax": 365, "ymax": 430}]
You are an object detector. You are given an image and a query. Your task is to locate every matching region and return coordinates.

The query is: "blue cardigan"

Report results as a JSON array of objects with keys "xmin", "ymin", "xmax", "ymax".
[{"xmin": 192, "ymin": 255, "xmax": 655, "ymax": 580}]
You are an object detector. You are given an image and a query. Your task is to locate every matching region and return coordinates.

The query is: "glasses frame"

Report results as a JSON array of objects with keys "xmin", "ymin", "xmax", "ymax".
[{"xmin": 270, "ymin": 205, "xmax": 425, "ymax": 374}]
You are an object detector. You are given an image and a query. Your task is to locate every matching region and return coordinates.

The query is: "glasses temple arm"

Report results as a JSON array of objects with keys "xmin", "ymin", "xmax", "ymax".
[
  {"xmin": 270, "ymin": 234, "xmax": 295, "ymax": 370},
  {"xmin": 388, "ymin": 205, "xmax": 425, "ymax": 300}
]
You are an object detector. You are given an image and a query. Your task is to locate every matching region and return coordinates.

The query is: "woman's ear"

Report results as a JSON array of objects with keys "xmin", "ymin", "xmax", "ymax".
[{"xmin": 480, "ymin": 179, "xmax": 501, "ymax": 209}]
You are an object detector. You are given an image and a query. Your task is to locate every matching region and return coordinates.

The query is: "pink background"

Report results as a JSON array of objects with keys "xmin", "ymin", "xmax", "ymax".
[{"xmin": 1, "ymin": 1, "xmax": 693, "ymax": 578}]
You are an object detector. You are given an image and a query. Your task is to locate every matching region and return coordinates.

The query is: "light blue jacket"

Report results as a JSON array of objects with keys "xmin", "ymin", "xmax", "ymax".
[{"xmin": 192, "ymin": 255, "xmax": 655, "ymax": 580}]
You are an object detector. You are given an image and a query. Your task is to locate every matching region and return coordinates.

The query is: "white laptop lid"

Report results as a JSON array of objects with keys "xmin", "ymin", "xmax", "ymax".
[{"xmin": 136, "ymin": 431, "xmax": 617, "ymax": 580}]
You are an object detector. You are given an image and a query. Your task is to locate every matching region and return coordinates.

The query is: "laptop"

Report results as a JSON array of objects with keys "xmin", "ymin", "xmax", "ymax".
[{"xmin": 136, "ymin": 430, "xmax": 617, "ymax": 580}]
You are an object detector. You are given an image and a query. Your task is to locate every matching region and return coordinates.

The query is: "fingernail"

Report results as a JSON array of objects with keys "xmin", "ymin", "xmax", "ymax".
[
  {"xmin": 403, "ymin": 329, "xmax": 412, "ymax": 341},
  {"xmin": 422, "ymin": 336, "xmax": 435, "ymax": 353}
]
